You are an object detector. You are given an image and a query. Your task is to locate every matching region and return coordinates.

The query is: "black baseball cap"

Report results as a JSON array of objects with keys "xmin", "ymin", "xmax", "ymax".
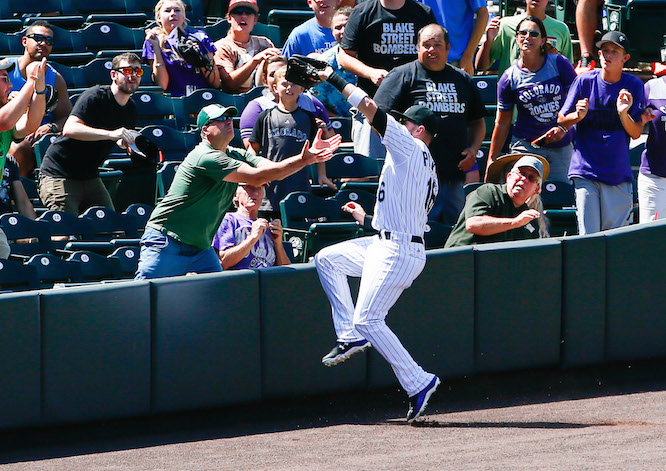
[
  {"xmin": 390, "ymin": 105, "xmax": 439, "ymax": 136},
  {"xmin": 596, "ymin": 31, "xmax": 630, "ymax": 52}
]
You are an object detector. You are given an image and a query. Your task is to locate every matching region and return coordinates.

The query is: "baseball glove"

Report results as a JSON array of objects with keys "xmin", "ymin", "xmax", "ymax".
[
  {"xmin": 286, "ymin": 54, "xmax": 328, "ymax": 88},
  {"xmin": 177, "ymin": 34, "xmax": 211, "ymax": 69}
]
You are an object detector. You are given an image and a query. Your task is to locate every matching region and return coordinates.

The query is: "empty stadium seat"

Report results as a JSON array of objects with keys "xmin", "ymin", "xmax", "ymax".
[
  {"xmin": 423, "ymin": 220, "xmax": 453, "ymax": 249},
  {"xmin": 37, "ymin": 210, "xmax": 95, "ymax": 246},
  {"xmin": 133, "ymin": 91, "xmax": 179, "ymax": 128},
  {"xmin": 156, "ymin": 161, "xmax": 180, "ymax": 199},
  {"xmin": 65, "ymin": 250, "xmax": 123, "ymax": 281},
  {"xmin": 79, "ymin": 206, "xmax": 140, "ymax": 240},
  {"xmin": 108, "ymin": 246, "xmax": 140, "ymax": 277},
  {"xmin": 280, "ymin": 191, "xmax": 363, "ymax": 262},
  {"xmin": 472, "ymin": 75, "xmax": 498, "ymax": 105},
  {"xmin": 177, "ymin": 89, "xmax": 237, "ymax": 128},
  {"xmin": 0, "ymin": 258, "xmax": 39, "ymax": 292},
  {"xmin": 0, "ymin": 214, "xmax": 53, "ymax": 257},
  {"xmin": 77, "ymin": 22, "xmax": 143, "ymax": 55},
  {"xmin": 25, "ymin": 253, "xmax": 83, "ymax": 287},
  {"xmin": 33, "ymin": 133, "xmax": 60, "ymax": 167},
  {"xmin": 123, "ymin": 203, "xmax": 153, "ymax": 233},
  {"xmin": 140, "ymin": 125, "xmax": 191, "ymax": 161}
]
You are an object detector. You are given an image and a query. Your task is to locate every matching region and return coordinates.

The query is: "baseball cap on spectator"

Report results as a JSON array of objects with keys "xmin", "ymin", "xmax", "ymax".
[
  {"xmin": 596, "ymin": 31, "xmax": 630, "ymax": 52},
  {"xmin": 197, "ymin": 104, "xmax": 238, "ymax": 130},
  {"xmin": 228, "ymin": 0, "xmax": 259, "ymax": 14},
  {"xmin": 390, "ymin": 105, "xmax": 439, "ymax": 137},
  {"xmin": 0, "ymin": 60, "xmax": 16, "ymax": 72},
  {"xmin": 486, "ymin": 153, "xmax": 549, "ymax": 184}
]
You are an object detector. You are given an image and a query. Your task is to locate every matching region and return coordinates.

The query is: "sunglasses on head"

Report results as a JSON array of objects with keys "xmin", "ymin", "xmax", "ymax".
[
  {"xmin": 230, "ymin": 7, "xmax": 256, "ymax": 15},
  {"xmin": 26, "ymin": 33, "xmax": 54, "ymax": 46},
  {"xmin": 113, "ymin": 66, "xmax": 145, "ymax": 77},
  {"xmin": 517, "ymin": 30, "xmax": 541, "ymax": 39}
]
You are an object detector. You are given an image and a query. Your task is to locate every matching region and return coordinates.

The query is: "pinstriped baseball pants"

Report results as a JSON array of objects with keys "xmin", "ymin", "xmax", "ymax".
[{"xmin": 315, "ymin": 235, "xmax": 436, "ymax": 396}]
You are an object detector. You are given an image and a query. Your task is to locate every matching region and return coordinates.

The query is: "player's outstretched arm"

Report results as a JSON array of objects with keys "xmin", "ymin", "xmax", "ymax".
[{"xmin": 317, "ymin": 66, "xmax": 378, "ymax": 124}]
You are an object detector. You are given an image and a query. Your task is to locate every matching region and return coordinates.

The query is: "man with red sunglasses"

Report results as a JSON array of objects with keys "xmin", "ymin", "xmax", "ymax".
[{"xmin": 38, "ymin": 53, "xmax": 142, "ymax": 215}]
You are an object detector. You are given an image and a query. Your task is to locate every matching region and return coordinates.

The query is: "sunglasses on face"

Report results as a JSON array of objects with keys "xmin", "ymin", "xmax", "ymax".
[
  {"xmin": 207, "ymin": 116, "xmax": 234, "ymax": 125},
  {"xmin": 113, "ymin": 66, "xmax": 145, "ymax": 77},
  {"xmin": 26, "ymin": 33, "xmax": 55, "ymax": 46},
  {"xmin": 517, "ymin": 30, "xmax": 541, "ymax": 39},
  {"xmin": 230, "ymin": 7, "xmax": 256, "ymax": 15}
]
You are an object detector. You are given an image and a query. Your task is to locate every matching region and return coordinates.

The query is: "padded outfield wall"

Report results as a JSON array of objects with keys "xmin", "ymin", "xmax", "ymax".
[{"xmin": 2, "ymin": 220, "xmax": 666, "ymax": 430}]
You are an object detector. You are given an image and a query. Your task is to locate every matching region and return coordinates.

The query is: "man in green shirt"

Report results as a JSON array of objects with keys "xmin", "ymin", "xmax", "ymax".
[
  {"xmin": 445, "ymin": 153, "xmax": 547, "ymax": 247},
  {"xmin": 135, "ymin": 104, "xmax": 341, "ymax": 279},
  {"xmin": 474, "ymin": 0, "xmax": 573, "ymax": 77}
]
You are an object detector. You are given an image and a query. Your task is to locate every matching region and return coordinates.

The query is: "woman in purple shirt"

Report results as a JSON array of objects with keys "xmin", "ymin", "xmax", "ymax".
[
  {"xmin": 487, "ymin": 16, "xmax": 576, "ymax": 182},
  {"xmin": 143, "ymin": 0, "xmax": 221, "ymax": 96}
]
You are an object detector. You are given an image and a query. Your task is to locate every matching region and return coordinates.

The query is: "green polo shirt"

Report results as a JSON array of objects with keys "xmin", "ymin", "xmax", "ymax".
[
  {"xmin": 147, "ymin": 141, "xmax": 265, "ymax": 250},
  {"xmin": 445, "ymin": 183, "xmax": 539, "ymax": 247}
]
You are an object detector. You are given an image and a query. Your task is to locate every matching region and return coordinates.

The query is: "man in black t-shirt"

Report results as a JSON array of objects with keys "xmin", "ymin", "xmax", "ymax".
[
  {"xmin": 38, "ymin": 53, "xmax": 141, "ymax": 215},
  {"xmin": 339, "ymin": 0, "xmax": 436, "ymax": 159},
  {"xmin": 374, "ymin": 24, "xmax": 486, "ymax": 225}
]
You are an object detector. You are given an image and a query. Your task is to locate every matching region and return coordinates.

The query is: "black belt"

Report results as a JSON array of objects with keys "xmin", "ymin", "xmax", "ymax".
[{"xmin": 380, "ymin": 230, "xmax": 424, "ymax": 244}]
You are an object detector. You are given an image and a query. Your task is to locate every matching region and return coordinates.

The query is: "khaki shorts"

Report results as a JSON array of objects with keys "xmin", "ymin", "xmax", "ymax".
[{"xmin": 38, "ymin": 175, "xmax": 114, "ymax": 215}]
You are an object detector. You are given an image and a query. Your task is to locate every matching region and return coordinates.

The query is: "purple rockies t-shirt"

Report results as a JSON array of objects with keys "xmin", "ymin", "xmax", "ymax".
[
  {"xmin": 561, "ymin": 70, "xmax": 644, "ymax": 185},
  {"xmin": 497, "ymin": 53, "xmax": 576, "ymax": 147},
  {"xmin": 212, "ymin": 212, "xmax": 276, "ymax": 270},
  {"xmin": 142, "ymin": 27, "xmax": 216, "ymax": 97},
  {"xmin": 640, "ymin": 76, "xmax": 666, "ymax": 178}
]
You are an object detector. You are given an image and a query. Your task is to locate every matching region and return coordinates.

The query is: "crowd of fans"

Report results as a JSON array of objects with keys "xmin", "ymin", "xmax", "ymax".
[{"xmin": 1, "ymin": 0, "xmax": 665, "ymax": 280}]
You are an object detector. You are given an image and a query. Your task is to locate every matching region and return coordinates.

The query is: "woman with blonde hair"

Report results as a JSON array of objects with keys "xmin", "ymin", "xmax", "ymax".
[{"xmin": 142, "ymin": 0, "xmax": 221, "ymax": 96}]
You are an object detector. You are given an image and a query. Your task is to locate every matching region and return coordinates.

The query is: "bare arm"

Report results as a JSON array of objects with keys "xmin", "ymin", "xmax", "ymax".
[
  {"xmin": 217, "ymin": 47, "xmax": 280, "ymax": 91},
  {"xmin": 474, "ymin": 16, "xmax": 501, "ymax": 72},
  {"xmin": 3, "ymin": 59, "xmax": 47, "ymax": 137},
  {"xmin": 146, "ymin": 29, "xmax": 170, "ymax": 91},
  {"xmin": 338, "ymin": 48, "xmax": 388, "ymax": 86},
  {"xmin": 269, "ymin": 219, "xmax": 290, "ymax": 266},
  {"xmin": 225, "ymin": 131, "xmax": 341, "ymax": 186},
  {"xmin": 10, "ymin": 180, "xmax": 37, "ymax": 220},
  {"xmin": 62, "ymin": 115, "xmax": 134, "ymax": 148},
  {"xmin": 557, "ymin": 98, "xmax": 589, "ymax": 130},
  {"xmin": 486, "ymin": 109, "xmax": 513, "ymax": 176},
  {"xmin": 466, "ymin": 210, "xmax": 540, "ymax": 235},
  {"xmin": 460, "ymin": 117, "xmax": 486, "ymax": 172},
  {"xmin": 218, "ymin": 218, "xmax": 268, "ymax": 269},
  {"xmin": 459, "ymin": 7, "xmax": 489, "ymax": 75},
  {"xmin": 617, "ymin": 89, "xmax": 644, "ymax": 140}
]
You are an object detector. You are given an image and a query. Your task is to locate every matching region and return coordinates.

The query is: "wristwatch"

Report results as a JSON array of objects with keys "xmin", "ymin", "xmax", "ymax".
[{"xmin": 49, "ymin": 123, "xmax": 58, "ymax": 133}]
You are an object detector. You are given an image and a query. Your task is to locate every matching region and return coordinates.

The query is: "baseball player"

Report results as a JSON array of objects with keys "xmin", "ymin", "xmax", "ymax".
[{"xmin": 312, "ymin": 64, "xmax": 440, "ymax": 422}]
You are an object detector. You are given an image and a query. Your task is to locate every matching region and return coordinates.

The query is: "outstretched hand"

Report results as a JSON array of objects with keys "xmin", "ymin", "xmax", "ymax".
[
  {"xmin": 342, "ymin": 201, "xmax": 366, "ymax": 224},
  {"xmin": 312, "ymin": 128, "xmax": 342, "ymax": 154}
]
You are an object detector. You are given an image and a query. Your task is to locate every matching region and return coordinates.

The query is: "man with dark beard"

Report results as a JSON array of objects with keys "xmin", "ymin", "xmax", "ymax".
[{"xmin": 38, "ymin": 53, "xmax": 142, "ymax": 215}]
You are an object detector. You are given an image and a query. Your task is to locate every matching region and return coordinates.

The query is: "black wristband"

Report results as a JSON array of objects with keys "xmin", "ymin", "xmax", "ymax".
[
  {"xmin": 327, "ymin": 71, "xmax": 349, "ymax": 93},
  {"xmin": 363, "ymin": 214, "xmax": 373, "ymax": 230}
]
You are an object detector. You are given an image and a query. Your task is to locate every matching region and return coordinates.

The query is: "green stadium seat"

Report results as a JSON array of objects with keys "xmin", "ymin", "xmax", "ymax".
[
  {"xmin": 177, "ymin": 88, "xmax": 237, "ymax": 128},
  {"xmin": 79, "ymin": 206, "xmax": 140, "ymax": 240},
  {"xmin": 140, "ymin": 125, "xmax": 191, "ymax": 161},
  {"xmin": 0, "ymin": 20, "xmax": 26, "ymax": 34},
  {"xmin": 423, "ymin": 220, "xmax": 452, "ymax": 249},
  {"xmin": 37, "ymin": 210, "xmax": 95, "ymax": 247},
  {"xmin": 123, "ymin": 203, "xmax": 153, "ymax": 232},
  {"xmin": 23, "ymin": 16, "xmax": 86, "ymax": 31},
  {"xmin": 61, "ymin": 0, "xmax": 128, "ymax": 16},
  {"xmin": 280, "ymin": 191, "xmax": 363, "ymax": 262},
  {"xmin": 65, "ymin": 250, "xmax": 123, "ymax": 281},
  {"xmin": 472, "ymin": 74, "xmax": 498, "ymax": 105},
  {"xmin": 85, "ymin": 13, "xmax": 149, "ymax": 28},
  {"xmin": 604, "ymin": 0, "xmax": 666, "ymax": 64},
  {"xmin": 108, "ymin": 246, "xmax": 140, "ymax": 277},
  {"xmin": 156, "ymin": 161, "xmax": 181, "ymax": 200},
  {"xmin": 133, "ymin": 91, "xmax": 179, "ymax": 128},
  {"xmin": 483, "ymin": 105, "xmax": 496, "ymax": 141},
  {"xmin": 0, "ymin": 258, "xmax": 39, "ymax": 292},
  {"xmin": 8, "ymin": 0, "xmax": 64, "ymax": 16},
  {"xmin": 267, "ymin": 9, "xmax": 313, "ymax": 45},
  {"xmin": 0, "ymin": 213, "xmax": 53, "ymax": 257},
  {"xmin": 25, "ymin": 253, "xmax": 83, "ymax": 288},
  {"xmin": 541, "ymin": 180, "xmax": 575, "ymax": 209},
  {"xmin": 78, "ymin": 22, "xmax": 143, "ymax": 53}
]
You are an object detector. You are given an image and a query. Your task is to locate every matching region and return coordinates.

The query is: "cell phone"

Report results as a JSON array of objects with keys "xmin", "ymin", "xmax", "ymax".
[{"xmin": 531, "ymin": 135, "xmax": 547, "ymax": 148}]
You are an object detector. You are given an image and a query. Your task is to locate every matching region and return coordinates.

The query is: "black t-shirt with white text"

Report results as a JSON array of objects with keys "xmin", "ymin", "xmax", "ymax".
[
  {"xmin": 340, "ymin": 0, "xmax": 436, "ymax": 95},
  {"xmin": 374, "ymin": 61, "xmax": 487, "ymax": 183},
  {"xmin": 41, "ymin": 85, "xmax": 137, "ymax": 180}
]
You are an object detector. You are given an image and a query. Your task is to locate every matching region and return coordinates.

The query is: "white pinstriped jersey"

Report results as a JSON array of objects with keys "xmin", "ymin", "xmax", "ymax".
[{"xmin": 372, "ymin": 115, "xmax": 439, "ymax": 237}]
